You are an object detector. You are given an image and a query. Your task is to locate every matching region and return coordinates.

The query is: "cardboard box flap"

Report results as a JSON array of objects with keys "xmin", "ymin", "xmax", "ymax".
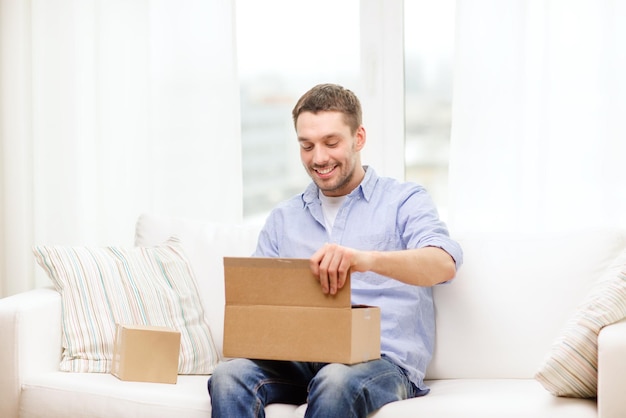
[{"xmin": 224, "ymin": 257, "xmax": 351, "ymax": 308}]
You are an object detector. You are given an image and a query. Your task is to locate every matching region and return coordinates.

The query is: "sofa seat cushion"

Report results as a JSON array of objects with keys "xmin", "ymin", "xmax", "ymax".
[
  {"xmin": 290, "ymin": 379, "xmax": 597, "ymax": 418},
  {"xmin": 19, "ymin": 372, "xmax": 299, "ymax": 418},
  {"xmin": 21, "ymin": 374, "xmax": 597, "ymax": 418},
  {"xmin": 368, "ymin": 379, "xmax": 597, "ymax": 418}
]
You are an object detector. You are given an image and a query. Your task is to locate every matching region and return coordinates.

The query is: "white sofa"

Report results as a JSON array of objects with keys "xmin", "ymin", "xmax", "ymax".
[{"xmin": 1, "ymin": 213, "xmax": 625, "ymax": 418}]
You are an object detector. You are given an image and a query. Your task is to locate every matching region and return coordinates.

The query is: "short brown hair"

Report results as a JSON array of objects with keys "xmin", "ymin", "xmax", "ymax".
[{"xmin": 292, "ymin": 84, "xmax": 362, "ymax": 134}]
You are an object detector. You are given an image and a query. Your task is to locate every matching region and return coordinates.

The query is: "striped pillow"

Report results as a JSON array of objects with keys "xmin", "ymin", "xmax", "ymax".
[
  {"xmin": 33, "ymin": 237, "xmax": 219, "ymax": 374},
  {"xmin": 535, "ymin": 251, "xmax": 626, "ymax": 398}
]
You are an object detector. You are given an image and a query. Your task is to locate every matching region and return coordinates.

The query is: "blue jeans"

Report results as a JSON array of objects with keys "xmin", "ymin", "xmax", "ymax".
[{"xmin": 207, "ymin": 356, "xmax": 427, "ymax": 418}]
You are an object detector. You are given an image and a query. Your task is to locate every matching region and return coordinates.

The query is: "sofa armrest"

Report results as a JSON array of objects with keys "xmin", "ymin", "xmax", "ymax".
[
  {"xmin": 598, "ymin": 317, "xmax": 626, "ymax": 418},
  {"xmin": 0, "ymin": 287, "xmax": 62, "ymax": 418}
]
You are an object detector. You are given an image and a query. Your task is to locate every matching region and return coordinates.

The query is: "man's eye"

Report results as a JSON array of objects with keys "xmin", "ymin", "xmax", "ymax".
[
  {"xmin": 327, "ymin": 142, "xmax": 339, "ymax": 148},
  {"xmin": 301, "ymin": 144, "xmax": 313, "ymax": 151}
]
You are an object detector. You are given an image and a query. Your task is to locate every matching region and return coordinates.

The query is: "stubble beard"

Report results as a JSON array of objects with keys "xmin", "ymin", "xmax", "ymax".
[{"xmin": 310, "ymin": 162, "xmax": 356, "ymax": 196}]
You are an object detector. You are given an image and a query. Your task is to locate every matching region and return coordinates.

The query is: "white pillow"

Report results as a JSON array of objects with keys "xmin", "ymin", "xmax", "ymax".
[
  {"xmin": 535, "ymin": 248, "xmax": 626, "ymax": 397},
  {"xmin": 33, "ymin": 237, "xmax": 219, "ymax": 374}
]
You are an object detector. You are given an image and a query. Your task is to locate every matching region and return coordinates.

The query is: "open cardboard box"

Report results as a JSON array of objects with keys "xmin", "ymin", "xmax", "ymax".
[{"xmin": 222, "ymin": 257, "xmax": 380, "ymax": 364}]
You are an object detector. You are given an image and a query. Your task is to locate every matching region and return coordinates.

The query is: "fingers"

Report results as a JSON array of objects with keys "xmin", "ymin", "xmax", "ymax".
[{"xmin": 310, "ymin": 243, "xmax": 352, "ymax": 295}]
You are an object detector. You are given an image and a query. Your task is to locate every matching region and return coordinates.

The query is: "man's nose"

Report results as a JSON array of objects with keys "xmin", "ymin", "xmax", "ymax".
[{"xmin": 312, "ymin": 147, "xmax": 329, "ymax": 165}]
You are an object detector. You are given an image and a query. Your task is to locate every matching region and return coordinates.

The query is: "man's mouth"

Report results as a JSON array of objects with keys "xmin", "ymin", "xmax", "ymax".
[{"xmin": 314, "ymin": 166, "xmax": 335, "ymax": 177}]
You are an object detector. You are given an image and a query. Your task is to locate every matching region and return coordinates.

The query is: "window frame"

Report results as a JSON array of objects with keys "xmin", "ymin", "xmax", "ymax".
[{"xmin": 359, "ymin": 0, "xmax": 406, "ymax": 181}]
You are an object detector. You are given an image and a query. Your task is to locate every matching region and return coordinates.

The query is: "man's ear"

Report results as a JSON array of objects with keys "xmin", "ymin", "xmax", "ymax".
[{"xmin": 355, "ymin": 126, "xmax": 366, "ymax": 151}]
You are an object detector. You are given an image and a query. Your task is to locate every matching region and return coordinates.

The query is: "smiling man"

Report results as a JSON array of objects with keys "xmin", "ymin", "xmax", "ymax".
[
  {"xmin": 296, "ymin": 96, "xmax": 365, "ymax": 198},
  {"xmin": 208, "ymin": 84, "xmax": 463, "ymax": 418}
]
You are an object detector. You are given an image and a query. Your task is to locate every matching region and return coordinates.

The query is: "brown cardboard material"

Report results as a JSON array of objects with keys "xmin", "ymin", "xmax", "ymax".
[
  {"xmin": 111, "ymin": 324, "xmax": 181, "ymax": 384},
  {"xmin": 223, "ymin": 257, "xmax": 381, "ymax": 364}
]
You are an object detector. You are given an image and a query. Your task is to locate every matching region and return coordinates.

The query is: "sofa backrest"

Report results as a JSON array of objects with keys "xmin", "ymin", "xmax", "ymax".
[
  {"xmin": 427, "ymin": 228, "xmax": 626, "ymax": 380},
  {"xmin": 135, "ymin": 214, "xmax": 626, "ymax": 379}
]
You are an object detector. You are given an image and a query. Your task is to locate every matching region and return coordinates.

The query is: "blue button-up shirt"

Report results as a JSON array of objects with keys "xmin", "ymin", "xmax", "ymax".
[{"xmin": 254, "ymin": 166, "xmax": 463, "ymax": 390}]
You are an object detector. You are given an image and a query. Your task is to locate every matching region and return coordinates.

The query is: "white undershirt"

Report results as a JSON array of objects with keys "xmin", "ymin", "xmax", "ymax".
[{"xmin": 319, "ymin": 191, "xmax": 347, "ymax": 234}]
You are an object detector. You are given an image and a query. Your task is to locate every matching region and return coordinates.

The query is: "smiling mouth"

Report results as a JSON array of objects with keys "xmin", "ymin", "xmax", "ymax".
[{"xmin": 314, "ymin": 166, "xmax": 336, "ymax": 177}]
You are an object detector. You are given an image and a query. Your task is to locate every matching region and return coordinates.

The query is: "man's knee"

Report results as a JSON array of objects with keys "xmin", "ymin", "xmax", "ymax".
[
  {"xmin": 305, "ymin": 360, "xmax": 411, "ymax": 418},
  {"xmin": 310, "ymin": 363, "xmax": 357, "ymax": 391},
  {"xmin": 209, "ymin": 359, "xmax": 267, "ymax": 418},
  {"xmin": 209, "ymin": 358, "xmax": 257, "ymax": 395},
  {"xmin": 307, "ymin": 363, "xmax": 363, "ymax": 407}
]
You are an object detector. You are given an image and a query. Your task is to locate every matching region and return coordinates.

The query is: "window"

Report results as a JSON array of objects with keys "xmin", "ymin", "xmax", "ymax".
[
  {"xmin": 404, "ymin": 0, "xmax": 456, "ymax": 218},
  {"xmin": 236, "ymin": 0, "xmax": 359, "ymax": 221},
  {"xmin": 237, "ymin": 0, "xmax": 455, "ymax": 222}
]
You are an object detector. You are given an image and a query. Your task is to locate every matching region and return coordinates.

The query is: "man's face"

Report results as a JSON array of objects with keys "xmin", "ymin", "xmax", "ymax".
[{"xmin": 296, "ymin": 110, "xmax": 366, "ymax": 197}]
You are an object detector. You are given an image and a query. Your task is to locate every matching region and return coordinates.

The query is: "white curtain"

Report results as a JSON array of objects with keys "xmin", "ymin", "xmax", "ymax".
[
  {"xmin": 449, "ymin": 0, "xmax": 626, "ymax": 234},
  {"xmin": 0, "ymin": 0, "xmax": 241, "ymax": 297}
]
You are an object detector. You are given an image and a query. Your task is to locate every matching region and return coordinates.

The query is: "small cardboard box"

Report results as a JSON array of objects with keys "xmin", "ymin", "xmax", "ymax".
[
  {"xmin": 223, "ymin": 257, "xmax": 380, "ymax": 364},
  {"xmin": 111, "ymin": 324, "xmax": 181, "ymax": 384}
]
